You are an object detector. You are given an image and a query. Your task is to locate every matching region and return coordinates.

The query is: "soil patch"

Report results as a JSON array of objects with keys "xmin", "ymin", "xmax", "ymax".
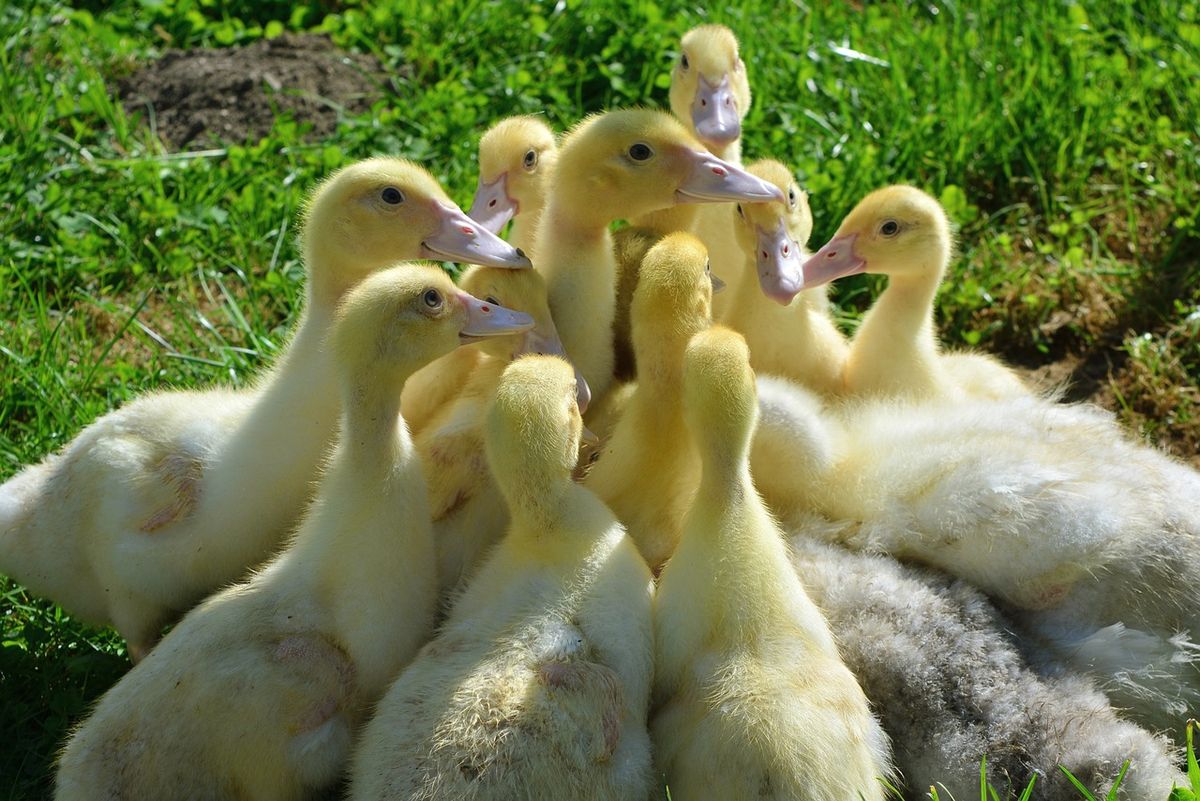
[{"xmin": 117, "ymin": 33, "xmax": 391, "ymax": 148}]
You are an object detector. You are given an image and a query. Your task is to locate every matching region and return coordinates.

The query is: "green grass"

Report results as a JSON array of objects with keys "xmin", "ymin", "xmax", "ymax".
[{"xmin": 1, "ymin": 0, "xmax": 1198, "ymax": 797}]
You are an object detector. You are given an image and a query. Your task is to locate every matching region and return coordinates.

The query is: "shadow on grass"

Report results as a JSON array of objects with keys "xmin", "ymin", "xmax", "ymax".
[{"xmin": 0, "ymin": 611, "xmax": 128, "ymax": 800}]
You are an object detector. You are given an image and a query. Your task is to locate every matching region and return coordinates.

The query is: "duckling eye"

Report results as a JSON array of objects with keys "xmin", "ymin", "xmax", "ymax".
[
  {"xmin": 422, "ymin": 289, "xmax": 443, "ymax": 310},
  {"xmin": 381, "ymin": 187, "xmax": 404, "ymax": 205},
  {"xmin": 704, "ymin": 259, "xmax": 711, "ymax": 274},
  {"xmin": 484, "ymin": 295, "xmax": 501, "ymax": 306},
  {"xmin": 880, "ymin": 220, "xmax": 900, "ymax": 237},
  {"xmin": 522, "ymin": 149, "xmax": 538, "ymax": 171},
  {"xmin": 680, "ymin": 53, "xmax": 690, "ymax": 71},
  {"xmin": 628, "ymin": 143, "xmax": 654, "ymax": 162},
  {"xmin": 787, "ymin": 187, "xmax": 797, "ymax": 207},
  {"xmin": 736, "ymin": 204, "xmax": 744, "ymax": 219}
]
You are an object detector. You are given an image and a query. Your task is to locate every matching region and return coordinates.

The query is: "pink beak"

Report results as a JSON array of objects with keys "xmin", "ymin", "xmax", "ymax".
[
  {"xmin": 422, "ymin": 201, "xmax": 531, "ymax": 269},
  {"xmin": 755, "ymin": 219, "xmax": 805, "ymax": 304},
  {"xmin": 457, "ymin": 291, "xmax": 535, "ymax": 343},
  {"xmin": 675, "ymin": 152, "xmax": 784, "ymax": 205},
  {"xmin": 692, "ymin": 74, "xmax": 740, "ymax": 148},
  {"xmin": 466, "ymin": 173, "xmax": 518, "ymax": 234},
  {"xmin": 800, "ymin": 233, "xmax": 867, "ymax": 289}
]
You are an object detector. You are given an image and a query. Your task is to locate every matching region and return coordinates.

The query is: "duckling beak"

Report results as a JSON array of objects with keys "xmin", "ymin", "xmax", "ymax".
[
  {"xmin": 466, "ymin": 173, "xmax": 518, "ymax": 234},
  {"xmin": 710, "ymin": 273, "xmax": 726, "ymax": 293},
  {"xmin": 755, "ymin": 220, "xmax": 805, "ymax": 304},
  {"xmin": 457, "ymin": 291, "xmax": 535, "ymax": 343},
  {"xmin": 675, "ymin": 154, "xmax": 784, "ymax": 205},
  {"xmin": 519, "ymin": 329, "xmax": 593, "ymax": 414},
  {"xmin": 422, "ymin": 201, "xmax": 532, "ymax": 269},
  {"xmin": 801, "ymin": 233, "xmax": 867, "ymax": 289},
  {"xmin": 692, "ymin": 74, "xmax": 740, "ymax": 148}
]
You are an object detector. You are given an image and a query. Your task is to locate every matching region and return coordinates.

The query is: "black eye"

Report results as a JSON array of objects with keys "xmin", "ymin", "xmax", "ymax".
[
  {"xmin": 381, "ymin": 187, "xmax": 404, "ymax": 205},
  {"xmin": 628, "ymin": 143, "xmax": 653, "ymax": 162},
  {"xmin": 680, "ymin": 53, "xmax": 690, "ymax": 70},
  {"xmin": 422, "ymin": 288, "xmax": 443, "ymax": 309},
  {"xmin": 787, "ymin": 187, "xmax": 797, "ymax": 207},
  {"xmin": 704, "ymin": 259, "xmax": 711, "ymax": 274},
  {"xmin": 484, "ymin": 295, "xmax": 500, "ymax": 306},
  {"xmin": 880, "ymin": 220, "xmax": 900, "ymax": 236},
  {"xmin": 736, "ymin": 204, "xmax": 744, "ymax": 218},
  {"xmin": 523, "ymin": 149, "xmax": 538, "ymax": 170}
]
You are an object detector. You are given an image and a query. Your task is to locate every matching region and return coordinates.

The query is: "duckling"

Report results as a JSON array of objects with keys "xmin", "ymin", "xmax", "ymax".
[
  {"xmin": 787, "ymin": 533, "xmax": 1186, "ymax": 799},
  {"xmin": 349, "ymin": 355, "xmax": 654, "ymax": 801},
  {"xmin": 0, "ymin": 158, "xmax": 530, "ymax": 662},
  {"xmin": 417, "ymin": 265, "xmax": 589, "ymax": 596},
  {"xmin": 653, "ymin": 326, "xmax": 891, "ymax": 801},
  {"xmin": 55, "ymin": 265, "xmax": 535, "ymax": 800},
  {"xmin": 628, "ymin": 25, "xmax": 754, "ymax": 323},
  {"xmin": 723, "ymin": 160, "xmax": 849, "ymax": 395},
  {"xmin": 402, "ymin": 116, "xmax": 561, "ymax": 439},
  {"xmin": 669, "ymin": 25, "xmax": 750, "ymax": 161},
  {"xmin": 674, "ymin": 24, "xmax": 755, "ymax": 322},
  {"xmin": 584, "ymin": 232, "xmax": 717, "ymax": 571},
  {"xmin": 750, "ymin": 376, "xmax": 1200, "ymax": 735},
  {"xmin": 536, "ymin": 108, "xmax": 781, "ymax": 401},
  {"xmin": 466, "ymin": 114, "xmax": 559, "ymax": 255},
  {"xmin": 804, "ymin": 185, "xmax": 1028, "ymax": 400}
]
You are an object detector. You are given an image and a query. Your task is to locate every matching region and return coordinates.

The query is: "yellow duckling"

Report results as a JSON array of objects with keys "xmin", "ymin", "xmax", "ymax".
[
  {"xmin": 536, "ymin": 108, "xmax": 781, "ymax": 402},
  {"xmin": 417, "ymin": 265, "xmax": 589, "ymax": 596},
  {"xmin": 652, "ymin": 326, "xmax": 891, "ymax": 801},
  {"xmin": 466, "ymin": 114, "xmax": 559, "ymax": 255},
  {"xmin": 349, "ymin": 355, "xmax": 654, "ymax": 801},
  {"xmin": 55, "ymin": 265, "xmax": 534, "ymax": 801},
  {"xmin": 0, "ymin": 158, "xmax": 529, "ymax": 662},
  {"xmin": 674, "ymin": 24, "xmax": 755, "ymax": 322},
  {"xmin": 401, "ymin": 116, "xmax": 560, "ymax": 438},
  {"xmin": 724, "ymin": 159, "xmax": 849, "ymax": 395},
  {"xmin": 803, "ymin": 185, "xmax": 1028, "ymax": 400},
  {"xmin": 584, "ymin": 232, "xmax": 717, "ymax": 571}
]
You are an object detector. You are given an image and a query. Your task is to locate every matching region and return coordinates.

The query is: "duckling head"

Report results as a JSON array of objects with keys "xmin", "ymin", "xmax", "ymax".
[
  {"xmin": 552, "ymin": 109, "xmax": 782, "ymax": 227},
  {"xmin": 301, "ymin": 157, "xmax": 531, "ymax": 300},
  {"xmin": 669, "ymin": 25, "xmax": 751, "ymax": 151},
  {"xmin": 683, "ymin": 325, "xmax": 757, "ymax": 472},
  {"xmin": 732, "ymin": 160, "xmax": 814, "ymax": 304},
  {"xmin": 331, "ymin": 263, "xmax": 534, "ymax": 383},
  {"xmin": 459, "ymin": 265, "xmax": 591, "ymax": 412},
  {"xmin": 486, "ymin": 355, "xmax": 583, "ymax": 513},
  {"xmin": 631, "ymin": 232, "xmax": 718, "ymax": 355},
  {"xmin": 802, "ymin": 185, "xmax": 953, "ymax": 288},
  {"xmin": 467, "ymin": 116, "xmax": 558, "ymax": 234}
]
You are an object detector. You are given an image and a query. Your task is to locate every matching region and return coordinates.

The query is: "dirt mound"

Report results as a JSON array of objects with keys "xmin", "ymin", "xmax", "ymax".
[{"xmin": 117, "ymin": 33, "xmax": 390, "ymax": 148}]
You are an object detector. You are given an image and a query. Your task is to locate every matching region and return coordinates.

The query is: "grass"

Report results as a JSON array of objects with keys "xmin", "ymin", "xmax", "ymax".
[{"xmin": 0, "ymin": 0, "xmax": 1198, "ymax": 797}]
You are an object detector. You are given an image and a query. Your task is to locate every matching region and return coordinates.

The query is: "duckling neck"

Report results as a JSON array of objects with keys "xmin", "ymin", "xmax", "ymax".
[
  {"xmin": 508, "ymin": 200, "xmax": 545, "ymax": 255},
  {"xmin": 630, "ymin": 331, "xmax": 692, "ymax": 418},
  {"xmin": 339, "ymin": 371, "xmax": 413, "ymax": 475},
  {"xmin": 303, "ymin": 241, "xmax": 371, "ymax": 311},
  {"xmin": 849, "ymin": 262, "xmax": 945, "ymax": 394},
  {"xmin": 196, "ymin": 300, "xmax": 345, "ymax": 552},
  {"xmin": 629, "ymin": 205, "xmax": 699, "ymax": 236},
  {"xmin": 538, "ymin": 201, "xmax": 617, "ymax": 396},
  {"xmin": 698, "ymin": 435, "xmax": 751, "ymax": 495},
  {"xmin": 502, "ymin": 475, "xmax": 575, "ymax": 534},
  {"xmin": 282, "ymin": 365, "xmax": 434, "ymax": 696}
]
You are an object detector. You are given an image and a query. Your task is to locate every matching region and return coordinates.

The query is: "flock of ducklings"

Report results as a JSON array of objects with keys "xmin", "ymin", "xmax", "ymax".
[{"xmin": 2, "ymin": 23, "xmax": 1198, "ymax": 801}]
